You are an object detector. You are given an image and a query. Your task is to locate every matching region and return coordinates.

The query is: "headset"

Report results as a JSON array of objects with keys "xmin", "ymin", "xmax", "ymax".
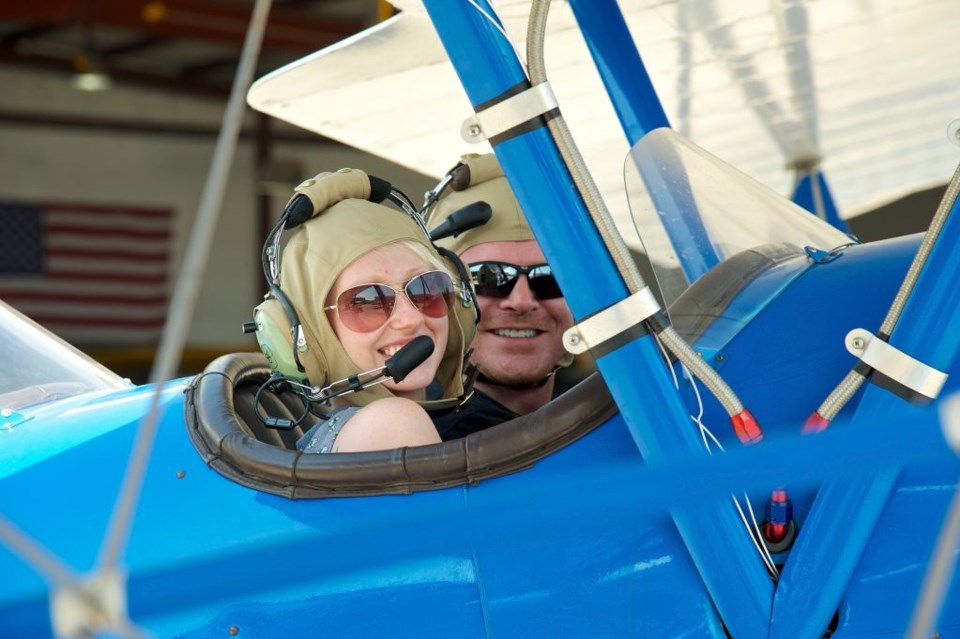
[{"xmin": 247, "ymin": 168, "xmax": 481, "ymax": 383}]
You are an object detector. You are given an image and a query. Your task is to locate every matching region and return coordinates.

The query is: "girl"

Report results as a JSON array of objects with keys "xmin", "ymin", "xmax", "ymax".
[{"xmin": 261, "ymin": 169, "xmax": 476, "ymax": 453}]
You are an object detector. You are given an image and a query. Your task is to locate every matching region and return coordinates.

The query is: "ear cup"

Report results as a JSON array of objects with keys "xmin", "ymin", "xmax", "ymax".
[{"xmin": 252, "ymin": 296, "xmax": 308, "ymax": 381}]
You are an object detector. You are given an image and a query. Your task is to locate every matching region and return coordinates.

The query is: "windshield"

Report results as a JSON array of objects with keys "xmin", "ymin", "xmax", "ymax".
[
  {"xmin": 624, "ymin": 128, "xmax": 852, "ymax": 307},
  {"xmin": 0, "ymin": 301, "xmax": 128, "ymax": 411}
]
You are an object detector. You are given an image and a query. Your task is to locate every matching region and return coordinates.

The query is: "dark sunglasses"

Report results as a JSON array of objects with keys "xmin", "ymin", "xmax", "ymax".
[
  {"xmin": 468, "ymin": 261, "xmax": 563, "ymax": 300},
  {"xmin": 325, "ymin": 270, "xmax": 456, "ymax": 333}
]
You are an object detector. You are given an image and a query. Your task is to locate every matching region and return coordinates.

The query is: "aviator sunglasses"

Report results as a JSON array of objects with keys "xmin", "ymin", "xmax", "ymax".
[
  {"xmin": 324, "ymin": 270, "xmax": 456, "ymax": 333},
  {"xmin": 469, "ymin": 261, "xmax": 563, "ymax": 300}
]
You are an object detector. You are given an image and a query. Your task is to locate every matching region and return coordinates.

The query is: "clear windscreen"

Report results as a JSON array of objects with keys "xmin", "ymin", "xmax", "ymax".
[
  {"xmin": 0, "ymin": 301, "xmax": 128, "ymax": 412},
  {"xmin": 624, "ymin": 128, "xmax": 852, "ymax": 307}
]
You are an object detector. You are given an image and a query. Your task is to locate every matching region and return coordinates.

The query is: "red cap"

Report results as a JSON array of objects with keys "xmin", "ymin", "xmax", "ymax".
[
  {"xmin": 802, "ymin": 412, "xmax": 831, "ymax": 434},
  {"xmin": 731, "ymin": 409, "xmax": 763, "ymax": 444}
]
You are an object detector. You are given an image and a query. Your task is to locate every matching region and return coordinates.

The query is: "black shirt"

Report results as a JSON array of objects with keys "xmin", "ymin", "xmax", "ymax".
[{"xmin": 430, "ymin": 389, "xmax": 519, "ymax": 441}]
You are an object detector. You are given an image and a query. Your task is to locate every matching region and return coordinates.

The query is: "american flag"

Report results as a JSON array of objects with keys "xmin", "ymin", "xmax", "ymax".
[{"xmin": 0, "ymin": 200, "xmax": 173, "ymax": 345}]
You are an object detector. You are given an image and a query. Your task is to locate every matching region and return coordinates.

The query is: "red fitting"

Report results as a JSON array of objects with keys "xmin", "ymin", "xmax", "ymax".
[
  {"xmin": 802, "ymin": 411, "xmax": 831, "ymax": 434},
  {"xmin": 730, "ymin": 409, "xmax": 763, "ymax": 445},
  {"xmin": 763, "ymin": 522, "xmax": 788, "ymax": 543},
  {"xmin": 762, "ymin": 487, "xmax": 793, "ymax": 545}
]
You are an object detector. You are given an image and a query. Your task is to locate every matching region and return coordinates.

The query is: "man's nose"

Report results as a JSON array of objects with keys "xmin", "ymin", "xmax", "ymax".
[{"xmin": 502, "ymin": 275, "xmax": 539, "ymax": 311}]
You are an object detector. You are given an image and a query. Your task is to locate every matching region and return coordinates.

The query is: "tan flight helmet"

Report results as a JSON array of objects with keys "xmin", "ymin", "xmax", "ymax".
[
  {"xmin": 425, "ymin": 153, "xmax": 574, "ymax": 369},
  {"xmin": 252, "ymin": 169, "xmax": 477, "ymax": 410},
  {"xmin": 425, "ymin": 152, "xmax": 535, "ymax": 255}
]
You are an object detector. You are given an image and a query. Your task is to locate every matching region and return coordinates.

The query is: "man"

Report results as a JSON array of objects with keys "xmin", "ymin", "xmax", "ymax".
[{"xmin": 427, "ymin": 153, "xmax": 576, "ymax": 440}]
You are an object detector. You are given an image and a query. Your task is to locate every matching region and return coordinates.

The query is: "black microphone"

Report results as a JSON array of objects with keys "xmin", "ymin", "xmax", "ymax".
[
  {"xmin": 283, "ymin": 194, "xmax": 316, "ymax": 229},
  {"xmin": 385, "ymin": 335, "xmax": 435, "ymax": 382},
  {"xmin": 367, "ymin": 175, "xmax": 392, "ymax": 203},
  {"xmin": 429, "ymin": 201, "xmax": 492, "ymax": 241},
  {"xmin": 311, "ymin": 336, "xmax": 436, "ymax": 402}
]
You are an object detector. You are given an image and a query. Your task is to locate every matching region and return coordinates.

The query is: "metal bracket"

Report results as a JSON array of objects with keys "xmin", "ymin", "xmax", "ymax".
[
  {"xmin": 845, "ymin": 328, "xmax": 949, "ymax": 400},
  {"xmin": 461, "ymin": 82, "xmax": 558, "ymax": 144},
  {"xmin": 563, "ymin": 287, "xmax": 660, "ymax": 356}
]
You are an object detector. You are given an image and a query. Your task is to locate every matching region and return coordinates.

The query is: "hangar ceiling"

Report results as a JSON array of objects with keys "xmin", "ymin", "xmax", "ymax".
[{"xmin": 0, "ymin": 0, "xmax": 377, "ymax": 97}]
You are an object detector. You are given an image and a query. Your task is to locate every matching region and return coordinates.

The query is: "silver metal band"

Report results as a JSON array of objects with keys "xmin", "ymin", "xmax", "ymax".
[
  {"xmin": 845, "ymin": 328, "xmax": 948, "ymax": 400},
  {"xmin": 563, "ymin": 287, "xmax": 660, "ymax": 356},
  {"xmin": 461, "ymin": 82, "xmax": 558, "ymax": 144}
]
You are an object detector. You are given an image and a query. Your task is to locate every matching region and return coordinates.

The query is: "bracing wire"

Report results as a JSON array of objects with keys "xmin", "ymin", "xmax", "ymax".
[
  {"xmin": 653, "ymin": 334, "xmax": 779, "ymax": 580},
  {"xmin": 744, "ymin": 491, "xmax": 779, "ymax": 578},
  {"xmin": 97, "ymin": 0, "xmax": 274, "ymax": 574}
]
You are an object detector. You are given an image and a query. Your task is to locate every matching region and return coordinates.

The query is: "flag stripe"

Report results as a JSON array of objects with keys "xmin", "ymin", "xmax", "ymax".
[
  {"xmin": 46, "ymin": 210, "xmax": 171, "ymax": 231},
  {"xmin": 0, "ymin": 290, "xmax": 167, "ymax": 306},
  {"xmin": 0, "ymin": 279, "xmax": 167, "ymax": 297},
  {"xmin": 43, "ymin": 203, "xmax": 172, "ymax": 219},
  {"xmin": 45, "ymin": 223, "xmax": 170, "ymax": 241},
  {"xmin": 13, "ymin": 300, "xmax": 168, "ymax": 319},
  {"xmin": 0, "ymin": 199, "xmax": 174, "ymax": 345},
  {"xmin": 47, "ymin": 234, "xmax": 169, "ymax": 253},
  {"xmin": 41, "ymin": 268, "xmax": 168, "ymax": 284},
  {"xmin": 28, "ymin": 314, "xmax": 167, "ymax": 329},
  {"xmin": 48, "ymin": 257, "xmax": 168, "ymax": 276},
  {"xmin": 46, "ymin": 247, "xmax": 170, "ymax": 262}
]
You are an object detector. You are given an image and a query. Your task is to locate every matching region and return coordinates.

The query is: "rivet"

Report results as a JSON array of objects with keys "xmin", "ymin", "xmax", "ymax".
[
  {"xmin": 176, "ymin": 470, "xmax": 186, "ymax": 479},
  {"xmin": 851, "ymin": 337, "xmax": 865, "ymax": 350},
  {"xmin": 229, "ymin": 626, "xmax": 239, "ymax": 636},
  {"xmin": 715, "ymin": 354, "xmax": 726, "ymax": 362},
  {"xmin": 468, "ymin": 124, "xmax": 482, "ymax": 138}
]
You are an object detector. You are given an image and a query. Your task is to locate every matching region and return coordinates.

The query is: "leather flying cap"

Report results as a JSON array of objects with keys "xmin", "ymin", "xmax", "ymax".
[
  {"xmin": 426, "ymin": 153, "xmax": 535, "ymax": 254},
  {"xmin": 280, "ymin": 170, "xmax": 476, "ymax": 409}
]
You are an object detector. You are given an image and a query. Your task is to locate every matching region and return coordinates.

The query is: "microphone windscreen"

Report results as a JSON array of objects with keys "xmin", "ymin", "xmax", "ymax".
[
  {"xmin": 367, "ymin": 175, "xmax": 392, "ymax": 203},
  {"xmin": 384, "ymin": 335, "xmax": 435, "ymax": 383},
  {"xmin": 283, "ymin": 194, "xmax": 316, "ymax": 229},
  {"xmin": 429, "ymin": 201, "xmax": 492, "ymax": 241},
  {"xmin": 449, "ymin": 164, "xmax": 471, "ymax": 191}
]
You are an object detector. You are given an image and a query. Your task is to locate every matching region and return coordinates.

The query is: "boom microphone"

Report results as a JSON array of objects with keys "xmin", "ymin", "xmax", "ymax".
[
  {"xmin": 367, "ymin": 175, "xmax": 393, "ymax": 203},
  {"xmin": 429, "ymin": 201, "xmax": 492, "ymax": 241},
  {"xmin": 309, "ymin": 335, "xmax": 436, "ymax": 402},
  {"xmin": 384, "ymin": 335, "xmax": 435, "ymax": 383},
  {"xmin": 283, "ymin": 194, "xmax": 315, "ymax": 229}
]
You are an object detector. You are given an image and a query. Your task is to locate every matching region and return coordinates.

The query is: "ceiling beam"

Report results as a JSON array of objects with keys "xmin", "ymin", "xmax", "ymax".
[
  {"xmin": 0, "ymin": 0, "xmax": 365, "ymax": 53},
  {"xmin": 0, "ymin": 45, "xmax": 231, "ymax": 97},
  {"xmin": 100, "ymin": 35, "xmax": 169, "ymax": 57},
  {"xmin": 0, "ymin": 24, "xmax": 61, "ymax": 46}
]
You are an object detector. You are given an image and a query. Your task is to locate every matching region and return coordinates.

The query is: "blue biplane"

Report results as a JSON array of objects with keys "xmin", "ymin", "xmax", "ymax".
[{"xmin": 2, "ymin": 1, "xmax": 960, "ymax": 638}]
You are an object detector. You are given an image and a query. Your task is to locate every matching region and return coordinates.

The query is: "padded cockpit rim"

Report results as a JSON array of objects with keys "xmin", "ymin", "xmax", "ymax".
[{"xmin": 185, "ymin": 352, "xmax": 616, "ymax": 498}]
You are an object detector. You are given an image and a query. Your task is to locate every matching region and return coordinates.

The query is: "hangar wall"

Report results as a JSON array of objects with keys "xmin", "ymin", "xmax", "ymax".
[{"xmin": 0, "ymin": 66, "xmax": 434, "ymax": 379}]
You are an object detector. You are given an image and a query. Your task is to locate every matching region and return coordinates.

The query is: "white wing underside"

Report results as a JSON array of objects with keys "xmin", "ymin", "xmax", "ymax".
[{"xmin": 249, "ymin": 0, "xmax": 960, "ymax": 237}]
